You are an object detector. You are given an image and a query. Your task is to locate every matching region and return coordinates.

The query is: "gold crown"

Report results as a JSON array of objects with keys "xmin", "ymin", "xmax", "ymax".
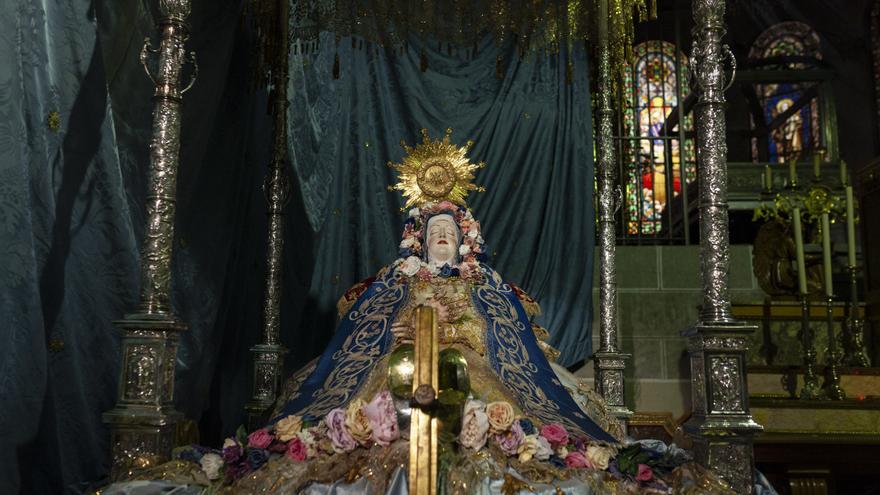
[{"xmin": 387, "ymin": 128, "xmax": 485, "ymax": 209}]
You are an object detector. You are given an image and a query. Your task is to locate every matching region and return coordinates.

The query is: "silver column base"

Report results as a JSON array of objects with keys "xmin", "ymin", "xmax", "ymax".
[
  {"xmin": 245, "ymin": 343, "xmax": 287, "ymax": 430},
  {"xmin": 103, "ymin": 315, "xmax": 186, "ymax": 480},
  {"xmin": 592, "ymin": 351, "xmax": 634, "ymax": 426},
  {"xmin": 682, "ymin": 321, "xmax": 763, "ymax": 493}
]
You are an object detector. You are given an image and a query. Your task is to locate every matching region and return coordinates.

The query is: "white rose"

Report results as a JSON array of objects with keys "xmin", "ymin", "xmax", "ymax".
[
  {"xmin": 467, "ymin": 229, "xmax": 478, "ymax": 239},
  {"xmin": 222, "ymin": 438, "xmax": 237, "ymax": 449},
  {"xmin": 535, "ymin": 436, "xmax": 553, "ymax": 461},
  {"xmin": 517, "ymin": 434, "xmax": 540, "ymax": 462},
  {"xmin": 199, "ymin": 453, "xmax": 223, "ymax": 480},
  {"xmin": 400, "ymin": 256, "xmax": 422, "ymax": 276},
  {"xmin": 459, "ymin": 400, "xmax": 489, "ymax": 451},
  {"xmin": 400, "ymin": 237, "xmax": 416, "ymax": 249},
  {"xmin": 586, "ymin": 444, "xmax": 613, "ymax": 470},
  {"xmin": 409, "ymin": 208, "xmax": 420, "ymax": 218},
  {"xmin": 459, "ymin": 244, "xmax": 471, "ymax": 256},
  {"xmin": 556, "ymin": 446, "xmax": 569, "ymax": 458}
]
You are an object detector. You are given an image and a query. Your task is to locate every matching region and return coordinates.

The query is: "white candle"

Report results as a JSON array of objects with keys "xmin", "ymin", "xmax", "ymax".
[
  {"xmin": 840, "ymin": 160, "xmax": 848, "ymax": 186},
  {"xmin": 846, "ymin": 185, "xmax": 857, "ymax": 267},
  {"xmin": 793, "ymin": 207, "xmax": 808, "ymax": 295},
  {"xmin": 821, "ymin": 212, "xmax": 833, "ymax": 297},
  {"xmin": 764, "ymin": 165, "xmax": 772, "ymax": 191}
]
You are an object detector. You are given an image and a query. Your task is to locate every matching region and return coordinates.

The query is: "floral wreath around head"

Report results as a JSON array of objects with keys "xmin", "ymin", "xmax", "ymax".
[{"xmin": 392, "ymin": 201, "xmax": 487, "ymax": 282}]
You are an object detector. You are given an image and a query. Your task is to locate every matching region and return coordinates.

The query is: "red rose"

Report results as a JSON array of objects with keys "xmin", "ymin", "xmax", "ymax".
[{"xmin": 286, "ymin": 437, "xmax": 308, "ymax": 462}]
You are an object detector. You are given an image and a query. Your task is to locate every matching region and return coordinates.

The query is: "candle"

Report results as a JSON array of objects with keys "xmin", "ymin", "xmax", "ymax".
[
  {"xmin": 840, "ymin": 160, "xmax": 848, "ymax": 186},
  {"xmin": 793, "ymin": 207, "xmax": 808, "ymax": 295},
  {"xmin": 812, "ymin": 152, "xmax": 821, "ymax": 180},
  {"xmin": 789, "ymin": 159, "xmax": 797, "ymax": 186},
  {"xmin": 846, "ymin": 185, "xmax": 857, "ymax": 267},
  {"xmin": 764, "ymin": 165, "xmax": 772, "ymax": 191},
  {"xmin": 821, "ymin": 212, "xmax": 833, "ymax": 297}
]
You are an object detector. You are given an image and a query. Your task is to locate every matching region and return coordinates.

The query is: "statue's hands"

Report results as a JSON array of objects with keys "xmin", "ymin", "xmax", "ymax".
[{"xmin": 391, "ymin": 321, "xmax": 413, "ymax": 343}]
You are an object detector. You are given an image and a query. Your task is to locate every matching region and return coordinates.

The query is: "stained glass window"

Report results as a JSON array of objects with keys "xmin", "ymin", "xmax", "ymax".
[
  {"xmin": 748, "ymin": 22, "xmax": 822, "ymax": 162},
  {"xmin": 621, "ymin": 41, "xmax": 695, "ymax": 236}
]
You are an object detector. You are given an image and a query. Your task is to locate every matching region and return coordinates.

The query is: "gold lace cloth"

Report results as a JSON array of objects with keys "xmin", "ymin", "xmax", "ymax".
[{"xmin": 127, "ymin": 442, "xmax": 734, "ymax": 495}]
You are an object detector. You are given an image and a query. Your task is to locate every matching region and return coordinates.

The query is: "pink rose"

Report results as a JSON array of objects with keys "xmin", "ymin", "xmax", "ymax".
[
  {"xmin": 417, "ymin": 267, "xmax": 433, "ymax": 281},
  {"xmin": 247, "ymin": 428, "xmax": 273, "ymax": 449},
  {"xmin": 540, "ymin": 423, "xmax": 569, "ymax": 448},
  {"xmin": 364, "ymin": 390, "xmax": 400, "ymax": 446},
  {"xmin": 286, "ymin": 437, "xmax": 308, "ymax": 461},
  {"xmin": 326, "ymin": 408, "xmax": 357, "ymax": 453},
  {"xmin": 493, "ymin": 421, "xmax": 524, "ymax": 456},
  {"xmin": 636, "ymin": 464, "xmax": 653, "ymax": 481},
  {"xmin": 564, "ymin": 451, "xmax": 592, "ymax": 469}
]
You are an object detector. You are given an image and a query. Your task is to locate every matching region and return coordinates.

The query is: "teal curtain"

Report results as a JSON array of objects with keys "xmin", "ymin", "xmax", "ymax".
[
  {"xmin": 288, "ymin": 33, "xmax": 597, "ymax": 368},
  {"xmin": 0, "ymin": 1, "xmax": 595, "ymax": 492}
]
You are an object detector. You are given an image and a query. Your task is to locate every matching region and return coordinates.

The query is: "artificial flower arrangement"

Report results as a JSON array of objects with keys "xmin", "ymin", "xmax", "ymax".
[
  {"xmin": 176, "ymin": 389, "xmax": 685, "ymax": 489},
  {"xmin": 392, "ymin": 201, "xmax": 487, "ymax": 282}
]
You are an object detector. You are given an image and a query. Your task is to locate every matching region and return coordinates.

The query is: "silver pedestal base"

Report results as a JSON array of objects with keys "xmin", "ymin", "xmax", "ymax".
[
  {"xmin": 245, "ymin": 343, "xmax": 287, "ymax": 430},
  {"xmin": 103, "ymin": 314, "xmax": 186, "ymax": 480},
  {"xmin": 592, "ymin": 351, "xmax": 633, "ymax": 428},
  {"xmin": 682, "ymin": 321, "xmax": 763, "ymax": 493}
]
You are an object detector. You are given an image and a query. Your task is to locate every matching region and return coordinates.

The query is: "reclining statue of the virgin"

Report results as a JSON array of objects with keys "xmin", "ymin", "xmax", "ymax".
[{"xmin": 108, "ymin": 130, "xmax": 732, "ymax": 495}]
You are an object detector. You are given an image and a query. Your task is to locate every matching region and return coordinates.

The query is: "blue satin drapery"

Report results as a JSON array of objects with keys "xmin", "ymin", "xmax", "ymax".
[
  {"xmin": 1, "ymin": 1, "xmax": 596, "ymax": 491},
  {"xmin": 288, "ymin": 33, "xmax": 597, "ymax": 369}
]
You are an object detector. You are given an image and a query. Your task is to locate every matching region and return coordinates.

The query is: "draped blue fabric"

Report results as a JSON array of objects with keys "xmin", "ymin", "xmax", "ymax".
[
  {"xmin": 275, "ymin": 264, "xmax": 614, "ymax": 443},
  {"xmin": 0, "ymin": 1, "xmax": 282, "ymax": 492},
  {"xmin": 275, "ymin": 267, "xmax": 407, "ymax": 422},
  {"xmin": 288, "ymin": 33, "xmax": 597, "ymax": 368},
  {"xmin": 0, "ymin": 1, "xmax": 596, "ymax": 491},
  {"xmin": 0, "ymin": 1, "xmax": 138, "ymax": 492}
]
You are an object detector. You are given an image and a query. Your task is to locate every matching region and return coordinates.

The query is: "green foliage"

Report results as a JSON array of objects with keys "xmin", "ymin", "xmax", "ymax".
[
  {"xmin": 615, "ymin": 444, "xmax": 650, "ymax": 476},
  {"xmin": 235, "ymin": 424, "xmax": 248, "ymax": 446}
]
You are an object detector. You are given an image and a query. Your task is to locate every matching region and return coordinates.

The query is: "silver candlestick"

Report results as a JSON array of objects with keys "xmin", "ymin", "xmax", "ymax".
[
  {"xmin": 845, "ymin": 266, "xmax": 870, "ymax": 367},
  {"xmin": 822, "ymin": 296, "xmax": 845, "ymax": 400},
  {"xmin": 245, "ymin": 0, "xmax": 291, "ymax": 429},
  {"xmin": 592, "ymin": 0, "xmax": 632, "ymax": 426},
  {"xmin": 103, "ymin": 0, "xmax": 196, "ymax": 480},
  {"xmin": 681, "ymin": 1, "xmax": 763, "ymax": 493}
]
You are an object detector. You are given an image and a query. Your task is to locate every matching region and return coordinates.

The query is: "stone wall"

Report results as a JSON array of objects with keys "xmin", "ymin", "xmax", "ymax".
[{"xmin": 576, "ymin": 245, "xmax": 764, "ymax": 418}]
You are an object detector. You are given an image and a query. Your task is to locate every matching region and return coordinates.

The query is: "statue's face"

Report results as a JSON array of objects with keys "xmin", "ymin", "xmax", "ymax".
[{"xmin": 426, "ymin": 214, "xmax": 459, "ymax": 265}]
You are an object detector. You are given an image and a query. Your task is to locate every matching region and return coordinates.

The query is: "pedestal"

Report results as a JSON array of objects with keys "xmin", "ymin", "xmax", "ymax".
[
  {"xmin": 103, "ymin": 315, "xmax": 186, "ymax": 479},
  {"xmin": 683, "ymin": 321, "xmax": 763, "ymax": 492}
]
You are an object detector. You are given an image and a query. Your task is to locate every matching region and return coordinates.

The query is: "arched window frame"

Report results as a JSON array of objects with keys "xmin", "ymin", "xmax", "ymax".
[
  {"xmin": 620, "ymin": 40, "xmax": 696, "ymax": 237},
  {"xmin": 747, "ymin": 21, "xmax": 823, "ymax": 163}
]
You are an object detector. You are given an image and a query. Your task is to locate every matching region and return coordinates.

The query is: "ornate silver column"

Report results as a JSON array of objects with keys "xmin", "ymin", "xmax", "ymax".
[
  {"xmin": 592, "ymin": 0, "xmax": 633, "ymax": 424},
  {"xmin": 245, "ymin": 0, "xmax": 290, "ymax": 429},
  {"xmin": 103, "ymin": 0, "xmax": 195, "ymax": 479},
  {"xmin": 682, "ymin": 1, "xmax": 763, "ymax": 493}
]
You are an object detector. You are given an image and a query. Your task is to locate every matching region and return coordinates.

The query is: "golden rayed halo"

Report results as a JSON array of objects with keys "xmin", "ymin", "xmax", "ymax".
[{"xmin": 387, "ymin": 128, "xmax": 485, "ymax": 209}]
